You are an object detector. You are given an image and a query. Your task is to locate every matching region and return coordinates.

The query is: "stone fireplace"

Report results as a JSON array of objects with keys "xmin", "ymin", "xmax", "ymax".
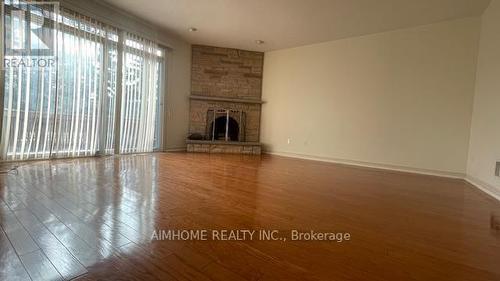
[{"xmin": 187, "ymin": 45, "xmax": 263, "ymax": 154}]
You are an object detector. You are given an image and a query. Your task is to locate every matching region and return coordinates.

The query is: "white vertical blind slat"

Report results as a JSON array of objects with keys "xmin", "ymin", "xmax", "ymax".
[
  {"xmin": 42, "ymin": 70, "xmax": 52, "ymax": 158},
  {"xmin": 1, "ymin": 67, "xmax": 14, "ymax": 158},
  {"xmin": 11, "ymin": 67, "xmax": 23, "ymax": 158},
  {"xmin": 19, "ymin": 67, "xmax": 30, "ymax": 160}
]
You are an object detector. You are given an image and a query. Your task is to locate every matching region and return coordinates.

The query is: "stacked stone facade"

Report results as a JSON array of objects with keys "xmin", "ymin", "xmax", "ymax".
[
  {"xmin": 191, "ymin": 45, "xmax": 264, "ymax": 100},
  {"xmin": 187, "ymin": 45, "xmax": 264, "ymax": 154}
]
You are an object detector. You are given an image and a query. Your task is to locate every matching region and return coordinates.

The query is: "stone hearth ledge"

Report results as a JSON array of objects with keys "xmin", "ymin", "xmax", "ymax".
[{"xmin": 186, "ymin": 140, "xmax": 262, "ymax": 154}]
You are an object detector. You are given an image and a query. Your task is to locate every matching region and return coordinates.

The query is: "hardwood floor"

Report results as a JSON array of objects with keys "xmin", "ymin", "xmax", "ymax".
[{"xmin": 0, "ymin": 152, "xmax": 499, "ymax": 281}]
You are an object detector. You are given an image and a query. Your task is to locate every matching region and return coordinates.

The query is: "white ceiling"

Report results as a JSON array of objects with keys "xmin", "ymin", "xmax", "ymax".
[{"xmin": 102, "ymin": 0, "xmax": 491, "ymax": 51}]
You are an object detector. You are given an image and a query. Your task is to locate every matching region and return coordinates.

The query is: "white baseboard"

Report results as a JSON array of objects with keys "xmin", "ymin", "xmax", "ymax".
[
  {"xmin": 465, "ymin": 176, "xmax": 500, "ymax": 202},
  {"xmin": 264, "ymin": 150, "xmax": 500, "ymax": 202},
  {"xmin": 264, "ymin": 150, "xmax": 465, "ymax": 179},
  {"xmin": 164, "ymin": 147, "xmax": 186, "ymax": 152}
]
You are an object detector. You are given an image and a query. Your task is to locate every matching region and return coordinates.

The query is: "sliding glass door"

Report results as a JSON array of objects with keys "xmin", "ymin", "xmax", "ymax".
[
  {"xmin": 51, "ymin": 10, "xmax": 111, "ymax": 158},
  {"xmin": 120, "ymin": 33, "xmax": 163, "ymax": 154},
  {"xmin": 1, "ymin": 2, "xmax": 59, "ymax": 160},
  {"xmin": 1, "ymin": 3, "xmax": 165, "ymax": 160}
]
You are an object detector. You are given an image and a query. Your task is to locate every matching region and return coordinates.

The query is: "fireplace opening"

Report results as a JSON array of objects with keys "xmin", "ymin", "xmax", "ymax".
[
  {"xmin": 209, "ymin": 116, "xmax": 239, "ymax": 141},
  {"xmin": 205, "ymin": 109, "xmax": 246, "ymax": 142}
]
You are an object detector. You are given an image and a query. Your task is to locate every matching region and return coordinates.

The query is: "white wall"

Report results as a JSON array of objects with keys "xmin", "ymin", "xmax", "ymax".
[
  {"xmin": 261, "ymin": 18, "xmax": 481, "ymax": 175},
  {"xmin": 467, "ymin": 0, "xmax": 500, "ymax": 198},
  {"xmin": 164, "ymin": 45, "xmax": 191, "ymax": 150}
]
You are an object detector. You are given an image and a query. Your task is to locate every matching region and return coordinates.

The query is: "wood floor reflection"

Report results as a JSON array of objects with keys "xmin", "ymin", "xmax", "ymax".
[{"xmin": 1, "ymin": 152, "xmax": 500, "ymax": 281}]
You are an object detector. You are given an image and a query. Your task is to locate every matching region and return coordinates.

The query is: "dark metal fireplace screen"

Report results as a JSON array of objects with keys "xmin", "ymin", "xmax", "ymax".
[{"xmin": 206, "ymin": 109, "xmax": 246, "ymax": 141}]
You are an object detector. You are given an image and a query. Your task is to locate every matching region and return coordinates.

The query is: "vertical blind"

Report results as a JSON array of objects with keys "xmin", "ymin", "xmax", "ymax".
[
  {"xmin": 1, "ymin": 4, "xmax": 165, "ymax": 160},
  {"xmin": 53, "ymin": 10, "xmax": 112, "ymax": 158},
  {"xmin": 1, "ymin": 2, "xmax": 58, "ymax": 160},
  {"xmin": 120, "ymin": 32, "xmax": 162, "ymax": 154}
]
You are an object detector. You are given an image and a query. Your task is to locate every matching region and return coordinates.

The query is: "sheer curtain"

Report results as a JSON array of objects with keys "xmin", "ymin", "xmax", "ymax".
[
  {"xmin": 1, "ymin": 4, "xmax": 164, "ymax": 161},
  {"xmin": 120, "ymin": 32, "xmax": 162, "ymax": 154}
]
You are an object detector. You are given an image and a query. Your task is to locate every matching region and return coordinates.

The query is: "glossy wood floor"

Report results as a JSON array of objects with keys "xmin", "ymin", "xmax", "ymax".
[{"xmin": 1, "ymin": 152, "xmax": 500, "ymax": 281}]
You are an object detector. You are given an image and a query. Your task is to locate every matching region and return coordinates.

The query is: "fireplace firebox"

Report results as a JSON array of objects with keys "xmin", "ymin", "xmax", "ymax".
[{"xmin": 206, "ymin": 109, "xmax": 246, "ymax": 141}]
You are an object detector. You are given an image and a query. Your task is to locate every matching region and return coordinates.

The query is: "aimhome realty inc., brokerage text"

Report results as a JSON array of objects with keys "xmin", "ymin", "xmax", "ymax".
[{"xmin": 151, "ymin": 229, "xmax": 351, "ymax": 242}]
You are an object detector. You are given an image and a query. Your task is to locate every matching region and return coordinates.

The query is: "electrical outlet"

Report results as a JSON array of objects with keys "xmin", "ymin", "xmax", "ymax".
[
  {"xmin": 287, "ymin": 138, "xmax": 291, "ymax": 144},
  {"xmin": 496, "ymin": 161, "xmax": 500, "ymax": 177}
]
